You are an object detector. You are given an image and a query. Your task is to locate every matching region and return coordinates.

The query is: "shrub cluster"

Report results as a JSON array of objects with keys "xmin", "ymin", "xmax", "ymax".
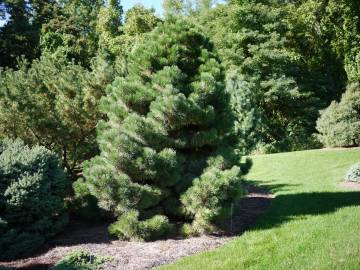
[
  {"xmin": 345, "ymin": 163, "xmax": 360, "ymax": 183},
  {"xmin": 0, "ymin": 139, "xmax": 68, "ymax": 260}
]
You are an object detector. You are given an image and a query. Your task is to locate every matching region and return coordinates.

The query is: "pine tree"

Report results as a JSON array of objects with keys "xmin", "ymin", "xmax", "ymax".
[{"xmin": 82, "ymin": 18, "xmax": 245, "ymax": 240}]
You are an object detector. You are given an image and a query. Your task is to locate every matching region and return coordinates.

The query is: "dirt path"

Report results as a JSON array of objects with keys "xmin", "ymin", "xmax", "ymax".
[{"xmin": 0, "ymin": 184, "xmax": 273, "ymax": 270}]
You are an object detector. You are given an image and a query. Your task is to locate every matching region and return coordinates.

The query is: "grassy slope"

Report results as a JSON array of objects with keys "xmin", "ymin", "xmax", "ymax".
[{"xmin": 159, "ymin": 148, "xmax": 360, "ymax": 270}]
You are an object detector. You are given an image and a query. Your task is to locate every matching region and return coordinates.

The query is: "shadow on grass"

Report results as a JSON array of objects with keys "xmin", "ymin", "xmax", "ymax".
[
  {"xmin": 250, "ymin": 188, "xmax": 360, "ymax": 230},
  {"xmin": 245, "ymin": 179, "xmax": 302, "ymax": 193}
]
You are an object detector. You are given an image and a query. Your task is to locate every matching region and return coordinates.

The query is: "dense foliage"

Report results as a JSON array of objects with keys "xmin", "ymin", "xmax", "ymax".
[
  {"xmin": 81, "ymin": 17, "xmax": 246, "ymax": 239},
  {"xmin": 0, "ymin": 139, "xmax": 68, "ymax": 260},
  {"xmin": 194, "ymin": 0, "xmax": 343, "ymax": 153},
  {"xmin": 0, "ymin": 53, "xmax": 110, "ymax": 178}
]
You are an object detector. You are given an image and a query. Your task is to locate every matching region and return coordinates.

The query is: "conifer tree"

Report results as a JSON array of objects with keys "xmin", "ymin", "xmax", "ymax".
[{"xmin": 82, "ymin": 18, "xmax": 245, "ymax": 240}]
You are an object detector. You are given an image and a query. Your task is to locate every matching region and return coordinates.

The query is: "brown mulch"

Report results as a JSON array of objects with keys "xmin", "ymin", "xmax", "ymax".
[
  {"xmin": 320, "ymin": 146, "xmax": 360, "ymax": 151},
  {"xmin": 0, "ymin": 184, "xmax": 273, "ymax": 270},
  {"xmin": 339, "ymin": 181, "xmax": 360, "ymax": 190}
]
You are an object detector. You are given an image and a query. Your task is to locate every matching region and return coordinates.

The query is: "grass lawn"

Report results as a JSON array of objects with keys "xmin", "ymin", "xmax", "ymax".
[{"xmin": 158, "ymin": 148, "xmax": 360, "ymax": 270}]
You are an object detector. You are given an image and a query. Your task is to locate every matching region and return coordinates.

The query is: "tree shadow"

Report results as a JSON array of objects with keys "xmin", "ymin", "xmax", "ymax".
[
  {"xmin": 245, "ymin": 179, "xmax": 302, "ymax": 193},
  {"xmin": 251, "ymin": 190, "xmax": 360, "ymax": 230},
  {"xmin": 46, "ymin": 219, "xmax": 113, "ymax": 247}
]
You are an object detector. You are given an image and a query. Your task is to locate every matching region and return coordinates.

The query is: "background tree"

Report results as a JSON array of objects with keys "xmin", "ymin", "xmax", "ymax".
[
  {"xmin": 41, "ymin": 0, "xmax": 105, "ymax": 68},
  {"xmin": 0, "ymin": 53, "xmax": 112, "ymax": 178},
  {"xmin": 195, "ymin": 0, "xmax": 323, "ymax": 153},
  {"xmin": 0, "ymin": 0, "xmax": 59, "ymax": 68},
  {"xmin": 163, "ymin": 0, "xmax": 186, "ymax": 16},
  {"xmin": 81, "ymin": 18, "xmax": 246, "ymax": 240}
]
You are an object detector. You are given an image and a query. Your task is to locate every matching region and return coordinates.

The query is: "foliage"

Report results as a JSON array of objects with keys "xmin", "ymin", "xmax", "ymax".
[
  {"xmin": 0, "ymin": 53, "xmax": 111, "ymax": 178},
  {"xmin": 317, "ymin": 82, "xmax": 360, "ymax": 147},
  {"xmin": 195, "ymin": 1, "xmax": 324, "ymax": 153},
  {"xmin": 51, "ymin": 250, "xmax": 110, "ymax": 270},
  {"xmin": 0, "ymin": 139, "xmax": 68, "ymax": 260},
  {"xmin": 0, "ymin": 0, "xmax": 59, "ymax": 68},
  {"xmin": 40, "ymin": 0, "xmax": 104, "ymax": 68},
  {"xmin": 71, "ymin": 178, "xmax": 104, "ymax": 221},
  {"xmin": 344, "ymin": 163, "xmax": 360, "ymax": 183},
  {"xmin": 324, "ymin": 0, "xmax": 360, "ymax": 82},
  {"xmin": 82, "ymin": 17, "xmax": 245, "ymax": 240},
  {"xmin": 108, "ymin": 210, "xmax": 175, "ymax": 241},
  {"xmin": 225, "ymin": 71, "xmax": 265, "ymax": 153},
  {"xmin": 181, "ymin": 166, "xmax": 244, "ymax": 235},
  {"xmin": 96, "ymin": 4, "xmax": 160, "ymax": 76}
]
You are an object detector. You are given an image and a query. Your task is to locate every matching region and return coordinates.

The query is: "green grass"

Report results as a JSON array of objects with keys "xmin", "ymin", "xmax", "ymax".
[{"xmin": 159, "ymin": 148, "xmax": 360, "ymax": 270}]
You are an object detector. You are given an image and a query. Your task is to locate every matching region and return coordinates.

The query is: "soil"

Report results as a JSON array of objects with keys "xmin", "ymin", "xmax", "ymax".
[
  {"xmin": 0, "ymin": 184, "xmax": 273, "ymax": 270},
  {"xmin": 339, "ymin": 181, "xmax": 360, "ymax": 190}
]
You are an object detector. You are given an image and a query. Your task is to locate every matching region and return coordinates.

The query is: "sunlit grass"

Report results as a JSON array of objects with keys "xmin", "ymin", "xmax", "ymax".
[{"xmin": 159, "ymin": 148, "xmax": 360, "ymax": 270}]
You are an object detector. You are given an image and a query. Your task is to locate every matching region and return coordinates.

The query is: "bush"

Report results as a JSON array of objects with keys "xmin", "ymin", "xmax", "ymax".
[
  {"xmin": 0, "ymin": 139, "xmax": 68, "ymax": 260},
  {"xmin": 82, "ymin": 17, "xmax": 246, "ymax": 240},
  {"xmin": 51, "ymin": 250, "xmax": 110, "ymax": 270},
  {"xmin": 108, "ymin": 210, "xmax": 175, "ymax": 241},
  {"xmin": 181, "ymin": 166, "xmax": 244, "ymax": 235},
  {"xmin": 317, "ymin": 82, "xmax": 360, "ymax": 147},
  {"xmin": 345, "ymin": 163, "xmax": 360, "ymax": 183}
]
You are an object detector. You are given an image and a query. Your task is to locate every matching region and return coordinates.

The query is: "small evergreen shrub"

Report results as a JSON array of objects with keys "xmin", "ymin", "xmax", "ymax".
[
  {"xmin": 317, "ymin": 82, "xmax": 360, "ymax": 147},
  {"xmin": 181, "ymin": 166, "xmax": 244, "ymax": 235},
  {"xmin": 0, "ymin": 139, "xmax": 68, "ymax": 260},
  {"xmin": 108, "ymin": 210, "xmax": 175, "ymax": 241},
  {"xmin": 51, "ymin": 250, "xmax": 110, "ymax": 270},
  {"xmin": 344, "ymin": 163, "xmax": 360, "ymax": 183}
]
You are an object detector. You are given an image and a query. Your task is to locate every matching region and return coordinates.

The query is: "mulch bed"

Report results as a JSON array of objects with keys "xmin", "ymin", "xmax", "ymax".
[{"xmin": 0, "ymin": 184, "xmax": 273, "ymax": 270}]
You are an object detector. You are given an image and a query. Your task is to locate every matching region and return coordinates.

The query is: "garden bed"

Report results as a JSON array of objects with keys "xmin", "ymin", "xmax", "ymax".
[{"xmin": 0, "ymin": 185, "xmax": 272, "ymax": 270}]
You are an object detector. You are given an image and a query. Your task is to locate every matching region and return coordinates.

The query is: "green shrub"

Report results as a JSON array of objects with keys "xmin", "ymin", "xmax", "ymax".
[
  {"xmin": 51, "ymin": 250, "xmax": 110, "ymax": 270},
  {"xmin": 141, "ymin": 215, "xmax": 176, "ymax": 240},
  {"xmin": 181, "ymin": 166, "xmax": 244, "ymax": 235},
  {"xmin": 108, "ymin": 210, "xmax": 175, "ymax": 241},
  {"xmin": 345, "ymin": 163, "xmax": 360, "ymax": 183},
  {"xmin": 0, "ymin": 139, "xmax": 68, "ymax": 260},
  {"xmin": 317, "ymin": 82, "xmax": 360, "ymax": 147},
  {"xmin": 108, "ymin": 210, "xmax": 144, "ymax": 241}
]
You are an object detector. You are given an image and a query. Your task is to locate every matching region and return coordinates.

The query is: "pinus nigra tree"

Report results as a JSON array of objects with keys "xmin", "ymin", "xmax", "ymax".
[{"xmin": 82, "ymin": 17, "xmax": 247, "ymax": 240}]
